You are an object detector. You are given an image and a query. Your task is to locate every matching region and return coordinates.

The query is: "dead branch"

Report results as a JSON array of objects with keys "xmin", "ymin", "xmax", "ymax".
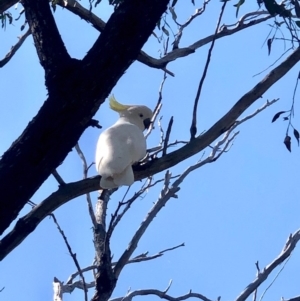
[
  {"xmin": 190, "ymin": 0, "xmax": 227, "ymax": 139},
  {"xmin": 112, "ymin": 287, "xmax": 213, "ymax": 301},
  {"xmin": 74, "ymin": 143, "xmax": 97, "ymax": 227},
  {"xmin": 50, "ymin": 214, "xmax": 88, "ymax": 301},
  {"xmin": 172, "ymin": 0, "xmax": 211, "ymax": 49},
  {"xmin": 56, "ymin": 0, "xmax": 271, "ymax": 71},
  {"xmin": 53, "ymin": 277, "xmax": 63, "ymax": 301},
  {"xmin": 0, "ymin": 58, "xmax": 287, "ymax": 260},
  {"xmin": 138, "ymin": 12, "xmax": 272, "ymax": 70},
  {"xmin": 113, "ymin": 125, "xmax": 240, "ymax": 278},
  {"xmin": 0, "ymin": 28, "xmax": 31, "ymax": 68},
  {"xmin": 162, "ymin": 116, "xmax": 174, "ymax": 156},
  {"xmin": 52, "ymin": 169, "xmax": 66, "ymax": 186},
  {"xmin": 58, "ymin": 243, "xmax": 184, "ymax": 295},
  {"xmin": 145, "ymin": 71, "xmax": 167, "ymax": 139},
  {"xmin": 234, "ymin": 229, "xmax": 300, "ymax": 301}
]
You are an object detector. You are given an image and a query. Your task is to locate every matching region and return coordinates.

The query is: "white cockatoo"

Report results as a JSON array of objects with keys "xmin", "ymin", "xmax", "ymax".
[{"xmin": 95, "ymin": 95, "xmax": 153, "ymax": 189}]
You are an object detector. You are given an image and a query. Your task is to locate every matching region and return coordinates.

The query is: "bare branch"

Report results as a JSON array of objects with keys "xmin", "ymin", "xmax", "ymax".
[
  {"xmin": 57, "ymin": 277, "xmax": 95, "ymax": 295},
  {"xmin": 114, "ymin": 124, "xmax": 240, "ymax": 278},
  {"xmin": 145, "ymin": 72, "xmax": 167, "ymax": 139},
  {"xmin": 0, "ymin": 28, "xmax": 31, "ymax": 68},
  {"xmin": 53, "ymin": 277, "xmax": 63, "ymax": 301},
  {"xmin": 0, "ymin": 61, "xmax": 286, "ymax": 259},
  {"xmin": 162, "ymin": 117, "xmax": 174, "ymax": 156},
  {"xmin": 172, "ymin": 0, "xmax": 211, "ymax": 49},
  {"xmin": 61, "ymin": 243, "xmax": 183, "ymax": 295},
  {"xmin": 234, "ymin": 229, "xmax": 300, "ymax": 301},
  {"xmin": 258, "ymin": 255, "xmax": 291, "ymax": 301},
  {"xmin": 54, "ymin": 0, "xmax": 271, "ymax": 71},
  {"xmin": 50, "ymin": 214, "xmax": 88, "ymax": 301},
  {"xmin": 232, "ymin": 98, "xmax": 279, "ymax": 130},
  {"xmin": 284, "ymin": 297, "xmax": 300, "ymax": 301},
  {"xmin": 113, "ymin": 170, "xmax": 176, "ymax": 278},
  {"xmin": 74, "ymin": 143, "xmax": 97, "ymax": 227},
  {"xmin": 138, "ymin": 12, "xmax": 272, "ymax": 70},
  {"xmin": 106, "ymin": 176, "xmax": 178, "ymax": 239},
  {"xmin": 113, "ymin": 287, "xmax": 213, "ymax": 301},
  {"xmin": 52, "ymin": 170, "xmax": 66, "ymax": 186},
  {"xmin": 190, "ymin": 0, "xmax": 228, "ymax": 139}
]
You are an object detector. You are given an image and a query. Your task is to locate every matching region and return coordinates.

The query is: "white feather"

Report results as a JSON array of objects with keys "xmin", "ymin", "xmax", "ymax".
[{"xmin": 95, "ymin": 99, "xmax": 152, "ymax": 189}]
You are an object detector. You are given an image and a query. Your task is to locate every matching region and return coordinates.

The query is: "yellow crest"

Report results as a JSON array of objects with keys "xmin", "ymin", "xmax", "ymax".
[{"xmin": 109, "ymin": 95, "xmax": 130, "ymax": 112}]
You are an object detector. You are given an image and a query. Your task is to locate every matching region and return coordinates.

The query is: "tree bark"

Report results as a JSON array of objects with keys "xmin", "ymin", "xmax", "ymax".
[{"xmin": 0, "ymin": 0, "xmax": 169, "ymax": 235}]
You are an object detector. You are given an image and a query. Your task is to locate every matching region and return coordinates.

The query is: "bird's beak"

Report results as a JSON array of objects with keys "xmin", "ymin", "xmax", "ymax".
[{"xmin": 143, "ymin": 118, "xmax": 152, "ymax": 130}]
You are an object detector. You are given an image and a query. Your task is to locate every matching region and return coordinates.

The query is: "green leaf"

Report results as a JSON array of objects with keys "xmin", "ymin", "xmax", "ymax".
[{"xmin": 234, "ymin": 0, "xmax": 245, "ymax": 17}]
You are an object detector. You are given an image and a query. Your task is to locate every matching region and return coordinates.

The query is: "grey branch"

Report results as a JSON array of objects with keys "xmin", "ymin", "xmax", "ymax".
[
  {"xmin": 74, "ymin": 143, "xmax": 97, "ymax": 227},
  {"xmin": 57, "ymin": 0, "xmax": 271, "ymax": 71},
  {"xmin": 0, "ymin": 28, "xmax": 31, "ymax": 68},
  {"xmin": 234, "ymin": 229, "xmax": 300, "ymax": 301},
  {"xmin": 1, "ymin": 46, "xmax": 298, "ymax": 261},
  {"xmin": 52, "ymin": 170, "xmax": 66, "ymax": 186},
  {"xmin": 113, "ymin": 124, "xmax": 240, "ymax": 278},
  {"xmin": 58, "ymin": 243, "xmax": 184, "ymax": 295},
  {"xmin": 51, "ymin": 214, "xmax": 88, "ymax": 301},
  {"xmin": 111, "ymin": 288, "xmax": 213, "ymax": 301}
]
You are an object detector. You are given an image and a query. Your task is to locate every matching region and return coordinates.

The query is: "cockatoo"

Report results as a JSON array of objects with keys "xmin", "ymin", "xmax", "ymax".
[{"xmin": 95, "ymin": 95, "xmax": 153, "ymax": 189}]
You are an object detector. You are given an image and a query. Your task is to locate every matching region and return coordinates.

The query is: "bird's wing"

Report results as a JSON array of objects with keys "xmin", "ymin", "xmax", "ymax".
[{"xmin": 96, "ymin": 122, "xmax": 146, "ymax": 180}]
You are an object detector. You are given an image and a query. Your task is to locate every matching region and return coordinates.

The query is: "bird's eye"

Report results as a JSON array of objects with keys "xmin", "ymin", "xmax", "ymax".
[{"xmin": 139, "ymin": 113, "xmax": 144, "ymax": 118}]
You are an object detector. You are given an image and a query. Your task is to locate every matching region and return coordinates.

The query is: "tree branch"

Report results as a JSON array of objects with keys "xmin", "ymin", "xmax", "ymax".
[
  {"xmin": 134, "ymin": 46, "xmax": 300, "ymax": 178},
  {"xmin": 235, "ymin": 229, "xmax": 300, "ymax": 301},
  {"xmin": 57, "ymin": 243, "xmax": 184, "ymax": 296},
  {"xmin": 22, "ymin": 0, "xmax": 71, "ymax": 75},
  {"xmin": 0, "ymin": 28, "xmax": 31, "ymax": 68},
  {"xmin": 0, "ymin": 46, "xmax": 294, "ymax": 259},
  {"xmin": 190, "ymin": 0, "xmax": 227, "ymax": 139},
  {"xmin": 0, "ymin": 0, "xmax": 17, "ymax": 14},
  {"xmin": 0, "ymin": 0, "xmax": 169, "ymax": 236},
  {"xmin": 55, "ymin": 0, "xmax": 271, "ymax": 71},
  {"xmin": 112, "ymin": 287, "xmax": 213, "ymax": 301}
]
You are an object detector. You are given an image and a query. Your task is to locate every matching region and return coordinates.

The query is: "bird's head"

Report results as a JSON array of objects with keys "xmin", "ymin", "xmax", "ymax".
[{"xmin": 109, "ymin": 95, "xmax": 153, "ymax": 131}]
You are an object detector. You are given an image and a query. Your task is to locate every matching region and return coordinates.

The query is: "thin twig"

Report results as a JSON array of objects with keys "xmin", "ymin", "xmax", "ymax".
[
  {"xmin": 234, "ymin": 229, "xmax": 300, "ymax": 301},
  {"xmin": 253, "ymin": 261, "xmax": 260, "ymax": 301},
  {"xmin": 52, "ymin": 170, "xmax": 66, "ymax": 186},
  {"xmin": 114, "ymin": 120, "xmax": 238, "ymax": 278},
  {"xmin": 50, "ymin": 214, "xmax": 88, "ymax": 301},
  {"xmin": 145, "ymin": 72, "xmax": 167, "ymax": 139},
  {"xmin": 74, "ymin": 143, "xmax": 97, "ymax": 227},
  {"xmin": 258, "ymin": 255, "xmax": 292, "ymax": 301},
  {"xmin": 190, "ymin": 1, "xmax": 228, "ymax": 139},
  {"xmin": 172, "ymin": 0, "xmax": 211, "ymax": 49},
  {"xmin": 113, "ymin": 287, "xmax": 213, "ymax": 301},
  {"xmin": 62, "ymin": 243, "xmax": 183, "ymax": 295},
  {"xmin": 162, "ymin": 116, "xmax": 174, "ymax": 156}
]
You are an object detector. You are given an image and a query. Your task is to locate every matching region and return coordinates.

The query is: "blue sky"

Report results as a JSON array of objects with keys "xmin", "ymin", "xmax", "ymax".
[{"xmin": 0, "ymin": 1, "xmax": 300, "ymax": 301}]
